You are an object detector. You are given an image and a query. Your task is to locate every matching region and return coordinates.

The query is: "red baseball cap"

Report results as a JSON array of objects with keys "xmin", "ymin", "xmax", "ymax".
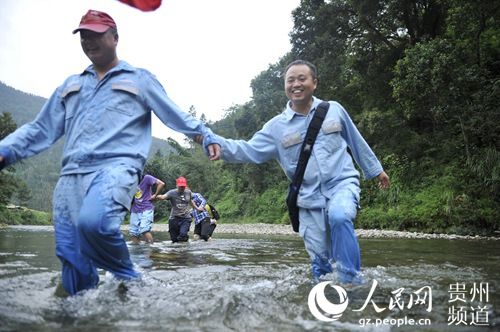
[
  {"xmin": 73, "ymin": 10, "xmax": 117, "ymax": 34},
  {"xmin": 176, "ymin": 177, "xmax": 188, "ymax": 187}
]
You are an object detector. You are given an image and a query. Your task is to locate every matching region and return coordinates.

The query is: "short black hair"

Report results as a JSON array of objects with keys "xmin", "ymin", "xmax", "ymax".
[{"xmin": 283, "ymin": 60, "xmax": 317, "ymax": 80}]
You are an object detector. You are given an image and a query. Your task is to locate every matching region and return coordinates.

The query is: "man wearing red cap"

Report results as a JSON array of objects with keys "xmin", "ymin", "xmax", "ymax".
[
  {"xmin": 158, "ymin": 177, "xmax": 196, "ymax": 243},
  {"xmin": 0, "ymin": 10, "xmax": 221, "ymax": 295}
]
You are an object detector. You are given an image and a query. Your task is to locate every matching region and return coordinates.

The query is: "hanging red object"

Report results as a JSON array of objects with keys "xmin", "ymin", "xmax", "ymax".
[{"xmin": 118, "ymin": 0, "xmax": 162, "ymax": 11}]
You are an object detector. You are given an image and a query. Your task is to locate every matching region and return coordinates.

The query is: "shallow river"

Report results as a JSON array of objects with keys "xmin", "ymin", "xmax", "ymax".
[{"xmin": 0, "ymin": 226, "xmax": 498, "ymax": 331}]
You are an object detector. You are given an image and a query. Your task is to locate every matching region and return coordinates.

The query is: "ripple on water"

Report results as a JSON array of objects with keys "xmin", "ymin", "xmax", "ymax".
[{"xmin": 0, "ymin": 230, "xmax": 498, "ymax": 331}]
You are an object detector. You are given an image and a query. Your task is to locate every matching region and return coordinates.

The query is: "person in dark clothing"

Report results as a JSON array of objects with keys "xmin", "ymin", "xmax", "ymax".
[
  {"xmin": 191, "ymin": 192, "xmax": 216, "ymax": 241},
  {"xmin": 158, "ymin": 177, "xmax": 195, "ymax": 243}
]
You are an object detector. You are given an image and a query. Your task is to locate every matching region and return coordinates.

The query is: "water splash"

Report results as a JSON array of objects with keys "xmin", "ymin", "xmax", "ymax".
[{"xmin": 0, "ymin": 228, "xmax": 498, "ymax": 331}]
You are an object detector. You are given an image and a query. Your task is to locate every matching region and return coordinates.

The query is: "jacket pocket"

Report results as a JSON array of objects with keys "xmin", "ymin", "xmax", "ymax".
[
  {"xmin": 321, "ymin": 120, "xmax": 342, "ymax": 152},
  {"xmin": 281, "ymin": 131, "xmax": 302, "ymax": 165}
]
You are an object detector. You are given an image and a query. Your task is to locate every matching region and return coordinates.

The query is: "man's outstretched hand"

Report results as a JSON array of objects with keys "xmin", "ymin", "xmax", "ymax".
[
  {"xmin": 377, "ymin": 171, "xmax": 390, "ymax": 189},
  {"xmin": 194, "ymin": 135, "xmax": 221, "ymax": 161},
  {"xmin": 207, "ymin": 144, "xmax": 221, "ymax": 161}
]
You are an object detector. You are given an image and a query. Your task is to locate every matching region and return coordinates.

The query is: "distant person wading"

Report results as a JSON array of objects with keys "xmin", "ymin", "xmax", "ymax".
[{"xmin": 158, "ymin": 177, "xmax": 196, "ymax": 243}]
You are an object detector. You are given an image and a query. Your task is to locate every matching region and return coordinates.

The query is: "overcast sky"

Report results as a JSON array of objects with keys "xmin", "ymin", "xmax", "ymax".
[{"xmin": 0, "ymin": 0, "xmax": 299, "ymax": 141}]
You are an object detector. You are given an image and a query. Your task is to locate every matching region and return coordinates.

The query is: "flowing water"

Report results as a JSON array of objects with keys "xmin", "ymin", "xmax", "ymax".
[{"xmin": 0, "ymin": 226, "xmax": 498, "ymax": 331}]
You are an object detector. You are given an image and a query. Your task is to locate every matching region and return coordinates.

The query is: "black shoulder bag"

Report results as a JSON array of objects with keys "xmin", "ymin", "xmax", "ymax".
[{"xmin": 286, "ymin": 101, "xmax": 330, "ymax": 232}]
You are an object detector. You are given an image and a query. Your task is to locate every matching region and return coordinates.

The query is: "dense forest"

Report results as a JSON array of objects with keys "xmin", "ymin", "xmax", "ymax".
[{"xmin": 1, "ymin": 0, "xmax": 499, "ymax": 235}]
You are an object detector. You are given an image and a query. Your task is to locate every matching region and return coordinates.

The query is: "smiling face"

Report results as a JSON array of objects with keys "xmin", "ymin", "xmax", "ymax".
[
  {"xmin": 284, "ymin": 64, "xmax": 318, "ymax": 114},
  {"xmin": 80, "ymin": 28, "xmax": 119, "ymax": 74}
]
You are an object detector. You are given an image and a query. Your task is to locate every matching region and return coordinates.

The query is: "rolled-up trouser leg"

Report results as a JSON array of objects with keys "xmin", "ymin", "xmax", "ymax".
[{"xmin": 76, "ymin": 166, "xmax": 140, "ymax": 281}]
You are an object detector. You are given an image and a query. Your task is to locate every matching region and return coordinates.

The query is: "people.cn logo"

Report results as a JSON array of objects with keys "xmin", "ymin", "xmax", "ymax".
[{"xmin": 308, "ymin": 281, "xmax": 349, "ymax": 322}]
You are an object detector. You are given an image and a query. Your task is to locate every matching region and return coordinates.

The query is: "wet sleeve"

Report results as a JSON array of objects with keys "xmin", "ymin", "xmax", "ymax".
[{"xmin": 216, "ymin": 121, "xmax": 278, "ymax": 164}]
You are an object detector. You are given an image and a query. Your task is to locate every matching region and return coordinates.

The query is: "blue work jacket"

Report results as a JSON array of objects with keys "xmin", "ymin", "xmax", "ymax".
[
  {"xmin": 0, "ymin": 61, "xmax": 217, "ymax": 175},
  {"xmin": 216, "ymin": 97, "xmax": 384, "ymax": 209}
]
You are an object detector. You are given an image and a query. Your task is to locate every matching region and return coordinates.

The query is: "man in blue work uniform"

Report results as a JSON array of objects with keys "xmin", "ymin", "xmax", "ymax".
[
  {"xmin": 214, "ymin": 60, "xmax": 390, "ymax": 284},
  {"xmin": 0, "ymin": 10, "xmax": 220, "ymax": 295}
]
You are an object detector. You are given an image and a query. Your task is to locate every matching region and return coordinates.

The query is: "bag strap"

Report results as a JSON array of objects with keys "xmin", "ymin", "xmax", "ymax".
[{"xmin": 290, "ymin": 101, "xmax": 330, "ymax": 191}]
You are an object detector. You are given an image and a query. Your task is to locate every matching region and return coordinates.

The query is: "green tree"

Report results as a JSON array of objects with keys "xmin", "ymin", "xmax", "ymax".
[
  {"xmin": 0, "ymin": 113, "xmax": 18, "ymax": 206},
  {"xmin": 0, "ymin": 112, "xmax": 27, "ymax": 222},
  {"xmin": 0, "ymin": 112, "xmax": 17, "ymax": 139}
]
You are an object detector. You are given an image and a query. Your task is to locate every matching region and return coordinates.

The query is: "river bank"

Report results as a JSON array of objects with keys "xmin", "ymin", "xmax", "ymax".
[
  {"xmin": 2, "ymin": 223, "xmax": 497, "ymax": 240},
  {"xmin": 146, "ymin": 223, "xmax": 499, "ymax": 240}
]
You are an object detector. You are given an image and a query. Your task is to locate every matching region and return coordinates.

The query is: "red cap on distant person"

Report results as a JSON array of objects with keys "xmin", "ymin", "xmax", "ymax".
[
  {"xmin": 72, "ymin": 10, "xmax": 117, "ymax": 34},
  {"xmin": 176, "ymin": 177, "xmax": 188, "ymax": 187}
]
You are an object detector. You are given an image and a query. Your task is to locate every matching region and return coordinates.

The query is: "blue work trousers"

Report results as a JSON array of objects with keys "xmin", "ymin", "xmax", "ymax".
[
  {"xmin": 52, "ymin": 164, "xmax": 140, "ymax": 295},
  {"xmin": 299, "ymin": 183, "xmax": 362, "ymax": 284}
]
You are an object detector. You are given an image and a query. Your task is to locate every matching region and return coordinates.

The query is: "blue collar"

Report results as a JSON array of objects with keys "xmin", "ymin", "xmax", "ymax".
[
  {"xmin": 81, "ymin": 60, "xmax": 135, "ymax": 76},
  {"xmin": 283, "ymin": 96, "xmax": 322, "ymax": 121}
]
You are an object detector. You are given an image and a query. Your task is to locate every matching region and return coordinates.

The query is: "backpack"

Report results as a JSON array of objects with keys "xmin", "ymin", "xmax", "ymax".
[{"xmin": 206, "ymin": 203, "xmax": 220, "ymax": 220}]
